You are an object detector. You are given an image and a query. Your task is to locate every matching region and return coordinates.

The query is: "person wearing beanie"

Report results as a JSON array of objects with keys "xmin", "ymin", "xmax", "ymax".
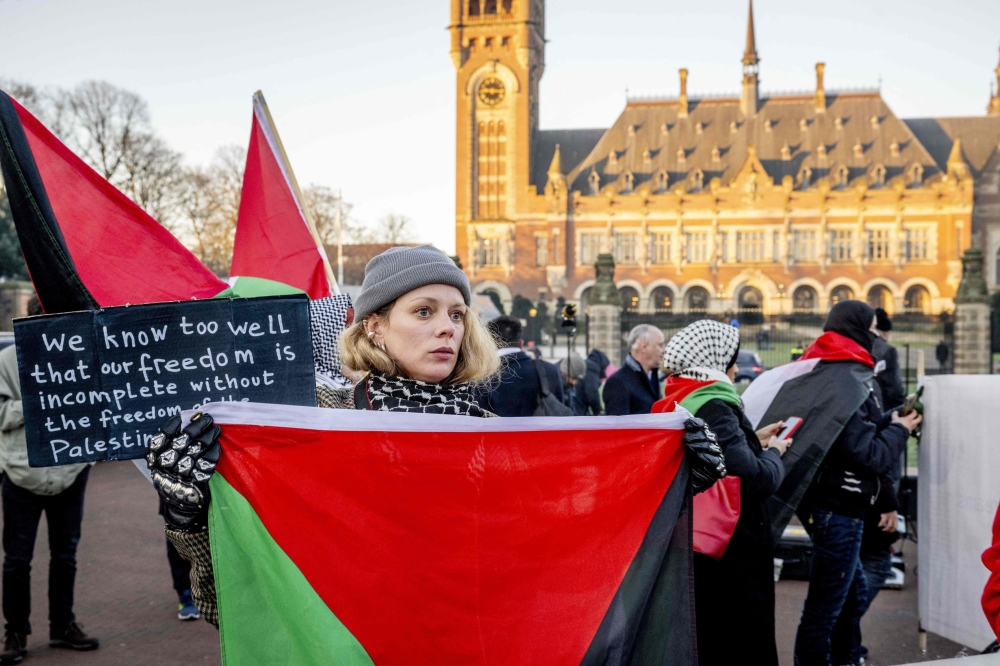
[
  {"xmin": 872, "ymin": 308, "xmax": 905, "ymax": 411},
  {"xmin": 153, "ymin": 245, "xmax": 502, "ymax": 629},
  {"xmin": 559, "ymin": 353, "xmax": 586, "ymax": 410}
]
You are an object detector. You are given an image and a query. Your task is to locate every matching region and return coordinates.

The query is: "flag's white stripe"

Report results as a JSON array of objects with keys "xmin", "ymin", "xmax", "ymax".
[
  {"xmin": 741, "ymin": 359, "xmax": 820, "ymax": 429},
  {"xmin": 191, "ymin": 401, "xmax": 690, "ymax": 434}
]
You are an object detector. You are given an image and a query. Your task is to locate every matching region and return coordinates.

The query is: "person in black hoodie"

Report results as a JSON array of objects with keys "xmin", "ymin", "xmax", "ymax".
[
  {"xmin": 574, "ymin": 349, "xmax": 609, "ymax": 415},
  {"xmin": 793, "ymin": 301, "xmax": 922, "ymax": 666}
]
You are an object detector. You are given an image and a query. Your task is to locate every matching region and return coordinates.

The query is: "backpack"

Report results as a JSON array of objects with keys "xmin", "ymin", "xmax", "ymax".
[{"xmin": 533, "ymin": 358, "xmax": 573, "ymax": 416}]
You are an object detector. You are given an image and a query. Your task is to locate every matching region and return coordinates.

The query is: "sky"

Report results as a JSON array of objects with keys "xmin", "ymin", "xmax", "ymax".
[{"xmin": 1, "ymin": 0, "xmax": 998, "ymax": 254}]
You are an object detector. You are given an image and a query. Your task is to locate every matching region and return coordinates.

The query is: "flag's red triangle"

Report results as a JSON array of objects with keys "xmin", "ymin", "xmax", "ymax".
[
  {"xmin": 231, "ymin": 95, "xmax": 334, "ymax": 299},
  {"xmin": 13, "ymin": 99, "xmax": 228, "ymax": 306},
  {"xmin": 216, "ymin": 423, "xmax": 685, "ymax": 664}
]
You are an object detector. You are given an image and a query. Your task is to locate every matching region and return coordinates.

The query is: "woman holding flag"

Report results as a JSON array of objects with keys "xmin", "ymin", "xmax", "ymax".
[{"xmin": 652, "ymin": 319, "xmax": 790, "ymax": 666}]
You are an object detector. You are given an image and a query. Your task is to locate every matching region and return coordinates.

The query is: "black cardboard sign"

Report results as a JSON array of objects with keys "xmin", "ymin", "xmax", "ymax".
[{"xmin": 14, "ymin": 295, "xmax": 315, "ymax": 467}]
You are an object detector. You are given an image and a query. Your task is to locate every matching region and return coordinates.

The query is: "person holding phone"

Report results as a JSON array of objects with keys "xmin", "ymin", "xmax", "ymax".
[
  {"xmin": 793, "ymin": 301, "xmax": 922, "ymax": 666},
  {"xmin": 654, "ymin": 320, "xmax": 790, "ymax": 666}
]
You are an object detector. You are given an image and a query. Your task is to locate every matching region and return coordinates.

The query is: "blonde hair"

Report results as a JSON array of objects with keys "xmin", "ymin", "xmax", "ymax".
[{"xmin": 340, "ymin": 300, "xmax": 500, "ymax": 385}]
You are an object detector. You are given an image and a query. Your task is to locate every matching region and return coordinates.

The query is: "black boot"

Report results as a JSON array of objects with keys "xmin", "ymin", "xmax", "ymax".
[
  {"xmin": 48, "ymin": 623, "xmax": 98, "ymax": 651},
  {"xmin": 0, "ymin": 632, "xmax": 27, "ymax": 664}
]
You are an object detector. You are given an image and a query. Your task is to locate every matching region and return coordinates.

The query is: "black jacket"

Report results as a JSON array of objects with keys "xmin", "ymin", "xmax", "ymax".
[
  {"xmin": 802, "ymin": 389, "xmax": 910, "ymax": 518},
  {"xmin": 477, "ymin": 351, "xmax": 563, "ymax": 417},
  {"xmin": 574, "ymin": 350, "xmax": 609, "ymax": 415},
  {"xmin": 603, "ymin": 356, "xmax": 661, "ymax": 416},
  {"xmin": 872, "ymin": 336, "xmax": 906, "ymax": 410},
  {"xmin": 693, "ymin": 399, "xmax": 785, "ymax": 665}
]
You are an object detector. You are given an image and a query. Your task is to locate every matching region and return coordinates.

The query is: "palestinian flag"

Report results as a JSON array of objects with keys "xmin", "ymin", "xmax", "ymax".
[
  {"xmin": 230, "ymin": 92, "xmax": 337, "ymax": 300},
  {"xmin": 741, "ymin": 331, "xmax": 874, "ymax": 542},
  {"xmin": 0, "ymin": 91, "xmax": 229, "ymax": 314},
  {"xmin": 202, "ymin": 402, "xmax": 696, "ymax": 665},
  {"xmin": 654, "ymin": 378, "xmax": 742, "ymax": 560}
]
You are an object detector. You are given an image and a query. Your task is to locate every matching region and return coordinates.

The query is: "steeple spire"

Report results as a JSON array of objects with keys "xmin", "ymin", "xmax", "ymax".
[
  {"xmin": 989, "ymin": 46, "xmax": 1000, "ymax": 117},
  {"xmin": 742, "ymin": 0, "xmax": 759, "ymax": 69},
  {"xmin": 740, "ymin": 0, "xmax": 759, "ymax": 116}
]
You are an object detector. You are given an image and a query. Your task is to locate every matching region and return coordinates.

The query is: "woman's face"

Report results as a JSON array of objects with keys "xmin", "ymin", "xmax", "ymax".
[{"xmin": 368, "ymin": 284, "xmax": 467, "ymax": 384}]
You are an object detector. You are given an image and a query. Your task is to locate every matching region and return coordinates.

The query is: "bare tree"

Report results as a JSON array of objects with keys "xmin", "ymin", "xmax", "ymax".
[
  {"xmin": 367, "ymin": 213, "xmax": 415, "ymax": 244},
  {"xmin": 119, "ymin": 132, "xmax": 185, "ymax": 224},
  {"xmin": 302, "ymin": 184, "xmax": 357, "ymax": 245},
  {"xmin": 175, "ymin": 145, "xmax": 245, "ymax": 276},
  {"xmin": 0, "ymin": 79, "xmax": 45, "ymax": 118},
  {"xmin": 63, "ymin": 81, "xmax": 150, "ymax": 183}
]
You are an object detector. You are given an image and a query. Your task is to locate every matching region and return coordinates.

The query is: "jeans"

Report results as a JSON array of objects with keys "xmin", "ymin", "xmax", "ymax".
[
  {"xmin": 2, "ymin": 468, "xmax": 89, "ymax": 636},
  {"xmin": 855, "ymin": 546, "xmax": 894, "ymax": 660},
  {"xmin": 794, "ymin": 510, "xmax": 868, "ymax": 666},
  {"xmin": 166, "ymin": 537, "xmax": 191, "ymax": 594}
]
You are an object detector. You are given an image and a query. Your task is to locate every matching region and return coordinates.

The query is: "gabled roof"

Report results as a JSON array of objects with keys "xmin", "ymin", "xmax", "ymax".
[
  {"xmin": 563, "ymin": 91, "xmax": 941, "ymax": 195},
  {"xmin": 531, "ymin": 129, "xmax": 605, "ymax": 192},
  {"xmin": 904, "ymin": 117, "xmax": 1000, "ymax": 177}
]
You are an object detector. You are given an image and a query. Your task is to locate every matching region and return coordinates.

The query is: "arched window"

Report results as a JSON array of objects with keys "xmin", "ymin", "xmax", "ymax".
[
  {"xmin": 738, "ymin": 286, "xmax": 764, "ymax": 311},
  {"xmin": 501, "ymin": 0, "xmax": 512, "ymax": 12},
  {"xmin": 468, "ymin": 0, "xmax": 480, "ymax": 16},
  {"xmin": 619, "ymin": 286, "xmax": 640, "ymax": 311},
  {"xmin": 904, "ymin": 285, "xmax": 931, "ymax": 314},
  {"xmin": 483, "ymin": 0, "xmax": 497, "ymax": 14},
  {"xmin": 793, "ymin": 286, "xmax": 817, "ymax": 313},
  {"xmin": 686, "ymin": 286, "xmax": 710, "ymax": 312},
  {"xmin": 830, "ymin": 285, "xmax": 854, "ymax": 307},
  {"xmin": 650, "ymin": 286, "xmax": 674, "ymax": 311},
  {"xmin": 867, "ymin": 285, "xmax": 891, "ymax": 312}
]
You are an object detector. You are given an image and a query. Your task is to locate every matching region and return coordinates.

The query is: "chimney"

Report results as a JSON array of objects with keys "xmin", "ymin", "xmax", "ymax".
[
  {"xmin": 740, "ymin": 0, "xmax": 760, "ymax": 116},
  {"xmin": 814, "ymin": 62, "xmax": 827, "ymax": 113},
  {"xmin": 678, "ymin": 68, "xmax": 689, "ymax": 118}
]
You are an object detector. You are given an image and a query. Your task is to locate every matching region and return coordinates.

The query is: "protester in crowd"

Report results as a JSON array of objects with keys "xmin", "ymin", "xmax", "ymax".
[
  {"xmin": 872, "ymin": 308, "xmax": 905, "ymax": 410},
  {"xmin": 793, "ymin": 301, "xmax": 921, "ymax": 666},
  {"xmin": 577, "ymin": 349, "xmax": 610, "ymax": 415},
  {"xmin": 0, "ymin": 297, "xmax": 99, "ymax": 664},
  {"xmin": 477, "ymin": 316, "xmax": 563, "ymax": 416},
  {"xmin": 153, "ymin": 245, "xmax": 725, "ymax": 627},
  {"xmin": 160, "ymin": 500, "xmax": 199, "ymax": 621},
  {"xmin": 559, "ymin": 353, "xmax": 586, "ymax": 410},
  {"xmin": 653, "ymin": 319, "xmax": 789, "ymax": 665},
  {"xmin": 935, "ymin": 339, "xmax": 949, "ymax": 371},
  {"xmin": 603, "ymin": 324, "xmax": 665, "ymax": 416}
]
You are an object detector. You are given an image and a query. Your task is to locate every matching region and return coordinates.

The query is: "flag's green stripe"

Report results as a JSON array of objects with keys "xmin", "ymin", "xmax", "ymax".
[
  {"xmin": 209, "ymin": 474, "xmax": 374, "ymax": 666},
  {"xmin": 211, "ymin": 276, "xmax": 306, "ymax": 300},
  {"xmin": 678, "ymin": 381, "xmax": 741, "ymax": 415}
]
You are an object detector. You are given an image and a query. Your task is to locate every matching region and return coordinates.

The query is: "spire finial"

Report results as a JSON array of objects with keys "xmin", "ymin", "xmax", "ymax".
[
  {"xmin": 548, "ymin": 144, "xmax": 563, "ymax": 176},
  {"xmin": 742, "ymin": 0, "xmax": 759, "ymax": 68},
  {"xmin": 947, "ymin": 138, "xmax": 970, "ymax": 180}
]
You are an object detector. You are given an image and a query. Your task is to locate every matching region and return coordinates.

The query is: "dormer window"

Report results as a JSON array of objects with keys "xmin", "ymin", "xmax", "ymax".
[
  {"xmin": 661, "ymin": 123, "xmax": 669, "ymax": 136},
  {"xmin": 711, "ymin": 145, "xmax": 721, "ymax": 162},
  {"xmin": 837, "ymin": 165, "xmax": 849, "ymax": 187},
  {"xmin": 817, "ymin": 144, "xmax": 827, "ymax": 159},
  {"xmin": 695, "ymin": 122, "xmax": 704, "ymax": 134},
  {"xmin": 890, "ymin": 141, "xmax": 900, "ymax": 157},
  {"xmin": 870, "ymin": 116, "xmax": 880, "ymax": 129},
  {"xmin": 588, "ymin": 168, "xmax": 600, "ymax": 195},
  {"xmin": 622, "ymin": 171, "xmax": 635, "ymax": 194},
  {"xmin": 691, "ymin": 169, "xmax": 704, "ymax": 192},
  {"xmin": 909, "ymin": 163, "xmax": 924, "ymax": 186},
  {"xmin": 764, "ymin": 119, "xmax": 772, "ymax": 132},
  {"xmin": 835, "ymin": 117, "xmax": 844, "ymax": 130},
  {"xmin": 781, "ymin": 143, "xmax": 791, "ymax": 160},
  {"xmin": 677, "ymin": 148, "xmax": 687, "ymax": 164},
  {"xmin": 872, "ymin": 164, "xmax": 886, "ymax": 187},
  {"xmin": 799, "ymin": 166, "xmax": 813, "ymax": 189},
  {"xmin": 627, "ymin": 125, "xmax": 636, "ymax": 138},
  {"xmin": 853, "ymin": 139, "xmax": 863, "ymax": 158},
  {"xmin": 607, "ymin": 151, "xmax": 618, "ymax": 170},
  {"xmin": 730, "ymin": 121, "xmax": 738, "ymax": 134},
  {"xmin": 642, "ymin": 149, "xmax": 652, "ymax": 166},
  {"xmin": 655, "ymin": 170, "xmax": 669, "ymax": 192},
  {"xmin": 800, "ymin": 118, "xmax": 809, "ymax": 132}
]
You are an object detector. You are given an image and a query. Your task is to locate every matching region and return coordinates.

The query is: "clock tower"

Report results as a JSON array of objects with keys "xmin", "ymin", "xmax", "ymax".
[{"xmin": 450, "ymin": 0, "xmax": 545, "ymax": 275}]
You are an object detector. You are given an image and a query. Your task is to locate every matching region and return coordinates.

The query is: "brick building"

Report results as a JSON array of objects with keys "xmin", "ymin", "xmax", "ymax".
[{"xmin": 451, "ymin": 0, "xmax": 1000, "ymax": 315}]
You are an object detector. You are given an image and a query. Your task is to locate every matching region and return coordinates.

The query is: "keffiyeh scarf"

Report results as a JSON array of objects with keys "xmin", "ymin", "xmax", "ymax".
[
  {"xmin": 309, "ymin": 295, "xmax": 355, "ymax": 390},
  {"xmin": 662, "ymin": 319, "xmax": 740, "ymax": 384},
  {"xmin": 361, "ymin": 371, "xmax": 494, "ymax": 417}
]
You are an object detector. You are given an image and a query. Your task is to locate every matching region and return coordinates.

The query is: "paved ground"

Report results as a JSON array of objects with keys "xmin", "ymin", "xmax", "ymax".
[{"xmin": 0, "ymin": 461, "xmax": 980, "ymax": 665}]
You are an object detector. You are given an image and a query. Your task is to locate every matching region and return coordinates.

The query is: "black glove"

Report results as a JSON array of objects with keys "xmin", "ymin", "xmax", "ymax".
[
  {"xmin": 683, "ymin": 417, "xmax": 726, "ymax": 495},
  {"xmin": 147, "ymin": 413, "xmax": 221, "ymax": 533}
]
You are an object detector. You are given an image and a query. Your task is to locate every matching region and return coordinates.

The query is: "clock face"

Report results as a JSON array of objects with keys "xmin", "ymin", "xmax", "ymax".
[{"xmin": 478, "ymin": 77, "xmax": 506, "ymax": 106}]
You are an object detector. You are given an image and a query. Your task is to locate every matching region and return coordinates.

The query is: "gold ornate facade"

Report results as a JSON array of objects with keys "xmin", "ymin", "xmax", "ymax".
[{"xmin": 451, "ymin": 1, "xmax": 1000, "ymax": 315}]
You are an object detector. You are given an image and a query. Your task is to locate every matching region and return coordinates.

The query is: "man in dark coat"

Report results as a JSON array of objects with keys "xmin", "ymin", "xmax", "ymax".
[
  {"xmin": 603, "ymin": 324, "xmax": 665, "ymax": 416},
  {"xmin": 575, "ymin": 349, "xmax": 609, "ymax": 415},
  {"xmin": 872, "ymin": 308, "xmax": 905, "ymax": 410},
  {"xmin": 477, "ymin": 316, "xmax": 563, "ymax": 417}
]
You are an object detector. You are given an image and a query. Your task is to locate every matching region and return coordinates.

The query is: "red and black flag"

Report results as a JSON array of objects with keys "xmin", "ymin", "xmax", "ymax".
[
  {"xmin": 741, "ymin": 331, "xmax": 874, "ymax": 541},
  {"xmin": 0, "ymin": 91, "xmax": 228, "ymax": 314},
  {"xmin": 202, "ymin": 402, "xmax": 696, "ymax": 664}
]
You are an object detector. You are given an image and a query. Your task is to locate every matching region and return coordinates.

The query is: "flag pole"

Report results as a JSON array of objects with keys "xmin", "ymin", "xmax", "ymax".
[{"xmin": 252, "ymin": 91, "xmax": 339, "ymax": 295}]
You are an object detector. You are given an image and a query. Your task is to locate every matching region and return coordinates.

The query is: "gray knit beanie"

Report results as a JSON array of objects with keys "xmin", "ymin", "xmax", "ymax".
[{"xmin": 354, "ymin": 245, "xmax": 471, "ymax": 321}]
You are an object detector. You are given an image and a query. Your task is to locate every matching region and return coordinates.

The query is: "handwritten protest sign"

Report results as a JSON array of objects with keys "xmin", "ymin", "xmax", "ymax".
[{"xmin": 14, "ymin": 295, "xmax": 315, "ymax": 467}]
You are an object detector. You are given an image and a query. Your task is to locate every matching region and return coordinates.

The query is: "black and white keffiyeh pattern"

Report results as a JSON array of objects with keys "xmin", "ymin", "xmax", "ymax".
[
  {"xmin": 662, "ymin": 319, "xmax": 740, "ymax": 384},
  {"xmin": 363, "ymin": 371, "xmax": 494, "ymax": 417},
  {"xmin": 309, "ymin": 294, "xmax": 355, "ymax": 390}
]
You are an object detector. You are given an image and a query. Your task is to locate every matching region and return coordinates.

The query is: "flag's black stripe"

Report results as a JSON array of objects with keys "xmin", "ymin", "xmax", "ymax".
[
  {"xmin": 761, "ymin": 361, "xmax": 872, "ymax": 542},
  {"xmin": 0, "ymin": 91, "xmax": 97, "ymax": 314},
  {"xmin": 581, "ymin": 461, "xmax": 695, "ymax": 665}
]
